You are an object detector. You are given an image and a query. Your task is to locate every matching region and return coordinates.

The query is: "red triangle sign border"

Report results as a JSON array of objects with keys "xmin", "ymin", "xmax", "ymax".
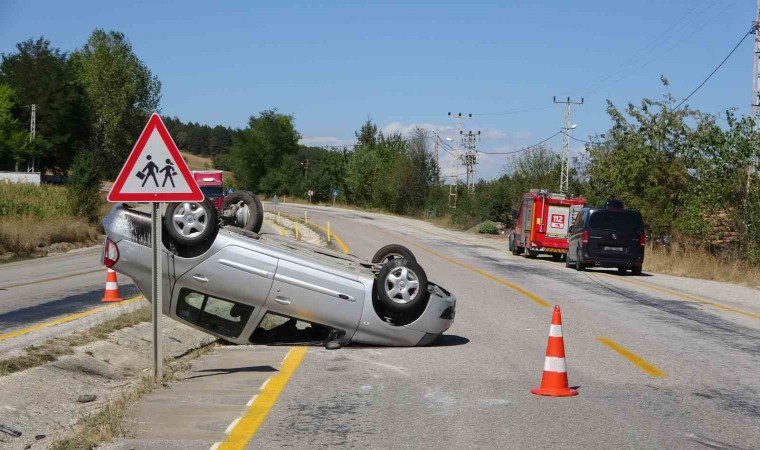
[{"xmin": 107, "ymin": 113, "xmax": 204, "ymax": 203}]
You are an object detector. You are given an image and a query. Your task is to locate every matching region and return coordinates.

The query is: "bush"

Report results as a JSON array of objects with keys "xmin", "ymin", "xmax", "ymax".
[
  {"xmin": 478, "ymin": 221, "xmax": 499, "ymax": 234},
  {"xmin": 68, "ymin": 151, "xmax": 103, "ymax": 223}
]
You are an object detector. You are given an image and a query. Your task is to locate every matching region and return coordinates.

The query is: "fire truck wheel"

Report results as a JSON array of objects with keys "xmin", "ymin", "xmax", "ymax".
[
  {"xmin": 222, "ymin": 191, "xmax": 264, "ymax": 233},
  {"xmin": 552, "ymin": 254, "xmax": 562, "ymax": 261},
  {"xmin": 525, "ymin": 249, "xmax": 538, "ymax": 259},
  {"xmin": 164, "ymin": 199, "xmax": 218, "ymax": 246}
]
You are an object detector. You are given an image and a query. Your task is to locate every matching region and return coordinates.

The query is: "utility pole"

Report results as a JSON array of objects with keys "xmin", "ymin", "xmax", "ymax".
[
  {"xmin": 21, "ymin": 104, "xmax": 37, "ymax": 172},
  {"xmin": 300, "ymin": 159, "xmax": 310, "ymax": 180},
  {"xmin": 553, "ymin": 96, "xmax": 583, "ymax": 195},
  {"xmin": 750, "ymin": 1, "xmax": 760, "ymax": 199},
  {"xmin": 433, "ymin": 133, "xmax": 440, "ymax": 184},
  {"xmin": 462, "ymin": 130, "xmax": 480, "ymax": 194},
  {"xmin": 448, "ymin": 112, "xmax": 479, "ymax": 194},
  {"xmin": 448, "ymin": 166, "xmax": 458, "ymax": 208}
]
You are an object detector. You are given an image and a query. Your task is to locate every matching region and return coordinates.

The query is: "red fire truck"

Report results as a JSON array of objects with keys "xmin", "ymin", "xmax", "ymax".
[
  {"xmin": 510, "ymin": 189, "xmax": 586, "ymax": 259},
  {"xmin": 192, "ymin": 170, "xmax": 225, "ymax": 213}
]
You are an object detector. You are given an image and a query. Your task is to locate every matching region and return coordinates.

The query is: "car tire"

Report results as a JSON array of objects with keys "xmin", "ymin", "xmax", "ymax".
[
  {"xmin": 371, "ymin": 244, "xmax": 417, "ymax": 264},
  {"xmin": 632, "ymin": 266, "xmax": 643, "ymax": 276},
  {"xmin": 575, "ymin": 251, "xmax": 585, "ymax": 271},
  {"xmin": 164, "ymin": 199, "xmax": 218, "ymax": 246},
  {"xmin": 222, "ymin": 191, "xmax": 263, "ymax": 233},
  {"xmin": 377, "ymin": 258, "xmax": 429, "ymax": 313}
]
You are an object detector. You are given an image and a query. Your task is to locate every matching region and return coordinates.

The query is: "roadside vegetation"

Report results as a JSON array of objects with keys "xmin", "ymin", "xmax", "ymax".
[{"xmin": 0, "ymin": 183, "xmax": 104, "ymax": 258}]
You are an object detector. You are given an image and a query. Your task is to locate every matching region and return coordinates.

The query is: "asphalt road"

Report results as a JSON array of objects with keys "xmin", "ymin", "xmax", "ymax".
[
  {"xmin": 252, "ymin": 202, "xmax": 760, "ymax": 449},
  {"xmin": 3, "ymin": 203, "xmax": 760, "ymax": 449}
]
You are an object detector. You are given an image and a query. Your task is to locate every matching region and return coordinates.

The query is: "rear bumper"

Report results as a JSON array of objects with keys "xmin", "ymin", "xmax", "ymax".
[{"xmin": 581, "ymin": 255, "xmax": 643, "ymax": 267}]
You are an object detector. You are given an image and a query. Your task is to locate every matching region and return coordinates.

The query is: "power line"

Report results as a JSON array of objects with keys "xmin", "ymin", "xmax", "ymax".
[
  {"xmin": 478, "ymin": 130, "xmax": 562, "ymax": 155},
  {"xmin": 674, "ymin": 29, "xmax": 753, "ymax": 110},
  {"xmin": 563, "ymin": 132, "xmax": 593, "ymax": 144}
]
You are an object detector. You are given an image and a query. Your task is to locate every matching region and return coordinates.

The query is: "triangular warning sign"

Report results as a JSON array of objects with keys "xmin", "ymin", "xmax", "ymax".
[{"xmin": 108, "ymin": 113, "xmax": 204, "ymax": 203}]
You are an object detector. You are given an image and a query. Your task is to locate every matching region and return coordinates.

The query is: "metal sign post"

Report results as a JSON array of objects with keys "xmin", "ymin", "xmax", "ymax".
[
  {"xmin": 151, "ymin": 202, "xmax": 163, "ymax": 381},
  {"xmin": 108, "ymin": 114, "xmax": 204, "ymax": 383}
]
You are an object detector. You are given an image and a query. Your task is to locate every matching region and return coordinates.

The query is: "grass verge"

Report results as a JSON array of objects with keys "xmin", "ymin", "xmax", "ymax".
[
  {"xmin": 643, "ymin": 244, "xmax": 760, "ymax": 289},
  {"xmin": 48, "ymin": 342, "xmax": 216, "ymax": 450},
  {"xmin": 0, "ymin": 306, "xmax": 151, "ymax": 376},
  {"xmin": 0, "ymin": 183, "xmax": 107, "ymax": 258}
]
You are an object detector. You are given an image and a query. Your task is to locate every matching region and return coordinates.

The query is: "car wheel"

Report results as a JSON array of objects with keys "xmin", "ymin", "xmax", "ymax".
[
  {"xmin": 632, "ymin": 266, "xmax": 643, "ymax": 276},
  {"xmin": 575, "ymin": 251, "xmax": 585, "ymax": 271},
  {"xmin": 164, "ymin": 199, "xmax": 218, "ymax": 246},
  {"xmin": 618, "ymin": 267, "xmax": 628, "ymax": 274},
  {"xmin": 371, "ymin": 244, "xmax": 417, "ymax": 264},
  {"xmin": 222, "ymin": 191, "xmax": 263, "ymax": 233},
  {"xmin": 377, "ymin": 258, "xmax": 429, "ymax": 313}
]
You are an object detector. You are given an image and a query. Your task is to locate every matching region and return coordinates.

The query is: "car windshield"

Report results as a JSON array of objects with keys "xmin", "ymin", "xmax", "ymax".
[
  {"xmin": 200, "ymin": 186, "xmax": 224, "ymax": 198},
  {"xmin": 589, "ymin": 210, "xmax": 642, "ymax": 232}
]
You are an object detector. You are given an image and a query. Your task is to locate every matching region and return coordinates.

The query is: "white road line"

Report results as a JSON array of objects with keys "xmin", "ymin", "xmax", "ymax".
[
  {"xmin": 209, "ymin": 442, "xmax": 222, "ymax": 450},
  {"xmin": 260, "ymin": 377, "xmax": 271, "ymax": 390},
  {"xmin": 246, "ymin": 394, "xmax": 258, "ymax": 407},
  {"xmin": 225, "ymin": 416, "xmax": 242, "ymax": 434}
]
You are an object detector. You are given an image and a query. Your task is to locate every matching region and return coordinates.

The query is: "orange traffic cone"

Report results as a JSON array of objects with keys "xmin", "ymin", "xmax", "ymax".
[
  {"xmin": 531, "ymin": 305, "xmax": 578, "ymax": 397},
  {"xmin": 101, "ymin": 268, "xmax": 123, "ymax": 303}
]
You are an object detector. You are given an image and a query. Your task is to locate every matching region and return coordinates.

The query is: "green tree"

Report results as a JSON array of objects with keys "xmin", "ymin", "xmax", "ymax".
[
  {"xmin": 0, "ymin": 83, "xmax": 29, "ymax": 169},
  {"xmin": 229, "ymin": 110, "xmax": 300, "ymax": 192},
  {"xmin": 0, "ymin": 37, "xmax": 90, "ymax": 173},
  {"xmin": 72, "ymin": 29, "xmax": 161, "ymax": 177}
]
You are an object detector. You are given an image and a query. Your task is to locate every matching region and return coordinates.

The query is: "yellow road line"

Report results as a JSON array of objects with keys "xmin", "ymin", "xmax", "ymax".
[
  {"xmin": 373, "ymin": 229, "xmax": 551, "ymax": 308},
  {"xmin": 219, "ymin": 347, "xmax": 308, "ymax": 449},
  {"xmin": 597, "ymin": 337, "xmax": 668, "ymax": 377},
  {"xmin": 0, "ymin": 268, "xmax": 104, "ymax": 290},
  {"xmin": 0, "ymin": 296, "xmax": 143, "ymax": 343},
  {"xmin": 596, "ymin": 273, "xmax": 760, "ymax": 320}
]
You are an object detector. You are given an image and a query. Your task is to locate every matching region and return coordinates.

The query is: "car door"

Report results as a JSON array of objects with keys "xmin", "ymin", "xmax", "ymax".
[
  {"xmin": 568, "ymin": 209, "xmax": 586, "ymax": 261},
  {"xmin": 264, "ymin": 258, "xmax": 364, "ymax": 338},
  {"xmin": 171, "ymin": 245, "xmax": 278, "ymax": 340}
]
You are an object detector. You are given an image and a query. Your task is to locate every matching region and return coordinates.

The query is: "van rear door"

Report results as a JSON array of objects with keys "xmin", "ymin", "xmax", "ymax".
[{"xmin": 586, "ymin": 210, "xmax": 643, "ymax": 259}]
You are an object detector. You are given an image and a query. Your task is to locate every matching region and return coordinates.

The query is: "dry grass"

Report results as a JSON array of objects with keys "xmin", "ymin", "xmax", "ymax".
[
  {"xmin": 49, "ymin": 342, "xmax": 216, "ymax": 450},
  {"xmin": 0, "ymin": 307, "xmax": 151, "ymax": 376},
  {"xmin": 0, "ymin": 183, "xmax": 104, "ymax": 257},
  {"xmin": 644, "ymin": 243, "xmax": 760, "ymax": 288}
]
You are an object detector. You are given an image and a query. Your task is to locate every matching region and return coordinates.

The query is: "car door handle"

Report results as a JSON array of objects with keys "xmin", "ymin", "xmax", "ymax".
[
  {"xmin": 274, "ymin": 296, "xmax": 291, "ymax": 305},
  {"xmin": 192, "ymin": 274, "xmax": 209, "ymax": 283}
]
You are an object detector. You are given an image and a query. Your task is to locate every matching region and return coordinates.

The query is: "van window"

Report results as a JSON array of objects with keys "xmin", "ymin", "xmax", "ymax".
[
  {"xmin": 588, "ymin": 211, "xmax": 643, "ymax": 232},
  {"xmin": 177, "ymin": 289, "xmax": 254, "ymax": 338}
]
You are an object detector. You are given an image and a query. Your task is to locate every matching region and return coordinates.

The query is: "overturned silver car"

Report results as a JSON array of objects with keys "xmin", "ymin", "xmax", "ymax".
[{"xmin": 102, "ymin": 199, "xmax": 456, "ymax": 348}]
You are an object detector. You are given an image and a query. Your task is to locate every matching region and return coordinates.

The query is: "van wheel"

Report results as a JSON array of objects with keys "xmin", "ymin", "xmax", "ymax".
[
  {"xmin": 575, "ymin": 251, "xmax": 585, "ymax": 271},
  {"xmin": 632, "ymin": 266, "xmax": 643, "ymax": 276}
]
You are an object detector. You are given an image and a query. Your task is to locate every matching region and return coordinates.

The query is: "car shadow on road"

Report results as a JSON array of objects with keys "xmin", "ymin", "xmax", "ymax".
[
  {"xmin": 433, "ymin": 334, "xmax": 470, "ymax": 347},
  {"xmin": 541, "ymin": 256, "xmax": 653, "ymax": 277},
  {"xmin": 183, "ymin": 365, "xmax": 278, "ymax": 380},
  {"xmin": 0, "ymin": 284, "xmax": 141, "ymax": 332}
]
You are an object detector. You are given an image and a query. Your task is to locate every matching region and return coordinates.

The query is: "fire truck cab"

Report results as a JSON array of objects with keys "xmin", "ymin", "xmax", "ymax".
[{"xmin": 511, "ymin": 189, "xmax": 586, "ymax": 259}]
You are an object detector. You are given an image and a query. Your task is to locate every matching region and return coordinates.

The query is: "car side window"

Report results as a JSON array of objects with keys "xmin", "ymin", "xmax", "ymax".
[
  {"xmin": 574, "ymin": 210, "xmax": 585, "ymax": 232},
  {"xmin": 177, "ymin": 289, "xmax": 254, "ymax": 338}
]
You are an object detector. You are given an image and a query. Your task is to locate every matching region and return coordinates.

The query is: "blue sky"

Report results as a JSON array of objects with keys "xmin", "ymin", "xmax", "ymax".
[{"xmin": 0, "ymin": 0, "xmax": 753, "ymax": 179}]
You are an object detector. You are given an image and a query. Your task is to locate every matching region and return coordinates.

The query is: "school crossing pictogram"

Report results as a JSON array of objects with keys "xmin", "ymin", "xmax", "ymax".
[{"xmin": 108, "ymin": 114, "xmax": 203, "ymax": 203}]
